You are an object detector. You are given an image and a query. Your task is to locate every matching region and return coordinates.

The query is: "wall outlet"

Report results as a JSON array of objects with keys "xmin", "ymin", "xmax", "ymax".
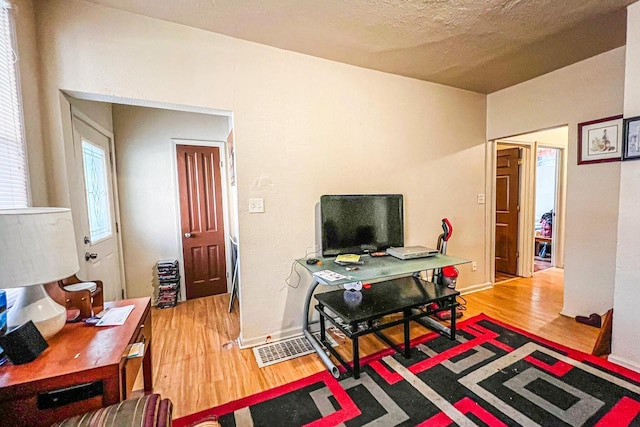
[
  {"xmin": 249, "ymin": 198, "xmax": 264, "ymax": 213},
  {"xmin": 472, "ymin": 261, "xmax": 477, "ymax": 271},
  {"xmin": 477, "ymin": 194, "xmax": 485, "ymax": 204}
]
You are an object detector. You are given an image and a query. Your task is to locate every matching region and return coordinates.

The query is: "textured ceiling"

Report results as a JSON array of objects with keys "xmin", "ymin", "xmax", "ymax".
[{"xmin": 83, "ymin": 0, "xmax": 636, "ymax": 93}]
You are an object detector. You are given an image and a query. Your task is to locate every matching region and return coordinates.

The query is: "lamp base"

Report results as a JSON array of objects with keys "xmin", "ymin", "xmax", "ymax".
[{"xmin": 7, "ymin": 285, "xmax": 66, "ymax": 340}]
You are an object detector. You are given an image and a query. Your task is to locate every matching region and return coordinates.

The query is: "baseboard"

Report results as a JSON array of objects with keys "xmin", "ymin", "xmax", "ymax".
[
  {"xmin": 559, "ymin": 309, "xmax": 578, "ymax": 318},
  {"xmin": 238, "ymin": 325, "xmax": 305, "ymax": 349},
  {"xmin": 458, "ymin": 282, "xmax": 493, "ymax": 295},
  {"xmin": 607, "ymin": 354, "xmax": 640, "ymax": 373},
  {"xmin": 559, "ymin": 308, "xmax": 608, "ymax": 318}
]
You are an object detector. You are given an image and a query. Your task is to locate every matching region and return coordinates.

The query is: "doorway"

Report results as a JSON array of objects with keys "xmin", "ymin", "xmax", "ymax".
[
  {"xmin": 60, "ymin": 93, "xmax": 239, "ymax": 304},
  {"xmin": 175, "ymin": 143, "xmax": 229, "ymax": 299},
  {"xmin": 534, "ymin": 147, "xmax": 560, "ymax": 272},
  {"xmin": 492, "ymin": 126, "xmax": 568, "ymax": 283},
  {"xmin": 495, "ymin": 147, "xmax": 520, "ymax": 279},
  {"xmin": 69, "ymin": 109, "xmax": 124, "ymax": 301}
]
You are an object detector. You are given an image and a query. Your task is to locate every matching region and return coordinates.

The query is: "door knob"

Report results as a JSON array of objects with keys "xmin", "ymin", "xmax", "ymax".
[
  {"xmin": 184, "ymin": 232, "xmax": 192, "ymax": 238},
  {"xmin": 85, "ymin": 252, "xmax": 98, "ymax": 261}
]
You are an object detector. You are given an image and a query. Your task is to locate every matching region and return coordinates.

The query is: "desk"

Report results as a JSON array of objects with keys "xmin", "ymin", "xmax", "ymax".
[
  {"xmin": 0, "ymin": 297, "xmax": 152, "ymax": 427},
  {"xmin": 298, "ymin": 254, "xmax": 469, "ymax": 377},
  {"xmin": 315, "ymin": 276, "xmax": 459, "ymax": 378}
]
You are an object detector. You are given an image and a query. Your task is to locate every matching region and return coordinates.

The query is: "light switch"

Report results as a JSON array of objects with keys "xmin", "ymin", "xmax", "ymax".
[
  {"xmin": 249, "ymin": 198, "xmax": 264, "ymax": 213},
  {"xmin": 477, "ymin": 194, "xmax": 485, "ymax": 204}
]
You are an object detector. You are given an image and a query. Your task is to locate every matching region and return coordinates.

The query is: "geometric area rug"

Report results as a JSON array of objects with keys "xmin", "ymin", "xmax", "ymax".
[{"xmin": 175, "ymin": 314, "xmax": 640, "ymax": 427}]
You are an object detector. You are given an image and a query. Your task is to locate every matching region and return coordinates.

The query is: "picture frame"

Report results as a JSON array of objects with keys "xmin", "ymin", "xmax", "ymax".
[
  {"xmin": 577, "ymin": 115, "xmax": 623, "ymax": 165},
  {"xmin": 622, "ymin": 116, "xmax": 640, "ymax": 161}
]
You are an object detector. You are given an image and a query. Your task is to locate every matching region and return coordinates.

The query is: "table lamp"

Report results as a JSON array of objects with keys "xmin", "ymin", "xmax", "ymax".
[{"xmin": 0, "ymin": 208, "xmax": 79, "ymax": 340}]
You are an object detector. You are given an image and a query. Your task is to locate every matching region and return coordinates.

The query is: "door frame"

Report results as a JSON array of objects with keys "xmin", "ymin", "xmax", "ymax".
[
  {"xmin": 171, "ymin": 138, "xmax": 233, "ymax": 301},
  {"xmin": 491, "ymin": 142, "xmax": 533, "ymax": 278},
  {"xmin": 69, "ymin": 106, "xmax": 127, "ymax": 299},
  {"xmin": 534, "ymin": 143, "xmax": 566, "ymax": 269},
  {"xmin": 487, "ymin": 131, "xmax": 567, "ymax": 283}
]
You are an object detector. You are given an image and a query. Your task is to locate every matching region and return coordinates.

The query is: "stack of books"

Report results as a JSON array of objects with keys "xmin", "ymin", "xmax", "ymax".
[{"xmin": 157, "ymin": 259, "xmax": 180, "ymax": 308}]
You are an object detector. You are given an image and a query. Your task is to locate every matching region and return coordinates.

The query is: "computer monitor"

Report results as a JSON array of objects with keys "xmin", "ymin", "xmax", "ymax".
[{"xmin": 320, "ymin": 194, "xmax": 404, "ymax": 256}]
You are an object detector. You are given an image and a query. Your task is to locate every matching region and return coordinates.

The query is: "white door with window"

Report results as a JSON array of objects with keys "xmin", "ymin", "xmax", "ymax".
[{"xmin": 70, "ymin": 114, "xmax": 123, "ymax": 301}]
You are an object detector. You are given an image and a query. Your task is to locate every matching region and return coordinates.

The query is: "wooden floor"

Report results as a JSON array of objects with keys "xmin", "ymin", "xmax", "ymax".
[
  {"xmin": 534, "ymin": 257, "xmax": 552, "ymax": 272},
  {"xmin": 494, "ymin": 270, "xmax": 516, "ymax": 282},
  {"xmin": 148, "ymin": 268, "xmax": 600, "ymax": 419}
]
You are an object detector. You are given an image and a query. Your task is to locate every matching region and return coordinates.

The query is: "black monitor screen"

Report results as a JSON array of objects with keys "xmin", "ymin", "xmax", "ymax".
[{"xmin": 320, "ymin": 194, "xmax": 404, "ymax": 256}]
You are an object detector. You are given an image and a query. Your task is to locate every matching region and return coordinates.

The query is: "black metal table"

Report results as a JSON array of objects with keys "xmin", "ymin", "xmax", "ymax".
[{"xmin": 314, "ymin": 276, "xmax": 459, "ymax": 378}]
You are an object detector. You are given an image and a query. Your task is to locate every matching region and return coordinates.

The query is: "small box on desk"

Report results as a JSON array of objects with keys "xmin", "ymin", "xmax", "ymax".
[{"xmin": 0, "ymin": 320, "xmax": 48, "ymax": 365}]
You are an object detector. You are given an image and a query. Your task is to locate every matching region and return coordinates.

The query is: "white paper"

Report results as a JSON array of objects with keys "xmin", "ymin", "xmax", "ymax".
[
  {"xmin": 312, "ymin": 269, "xmax": 346, "ymax": 282},
  {"xmin": 95, "ymin": 305, "xmax": 135, "ymax": 326}
]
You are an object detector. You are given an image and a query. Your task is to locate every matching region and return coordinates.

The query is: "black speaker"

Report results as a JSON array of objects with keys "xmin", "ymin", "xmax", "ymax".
[{"xmin": 0, "ymin": 320, "xmax": 48, "ymax": 365}]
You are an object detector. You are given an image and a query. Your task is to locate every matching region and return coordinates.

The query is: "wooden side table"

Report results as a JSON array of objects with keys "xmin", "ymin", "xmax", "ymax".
[{"xmin": 0, "ymin": 297, "xmax": 152, "ymax": 427}]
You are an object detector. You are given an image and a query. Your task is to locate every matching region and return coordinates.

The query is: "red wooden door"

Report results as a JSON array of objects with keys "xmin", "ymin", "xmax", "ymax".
[
  {"xmin": 495, "ymin": 147, "xmax": 520, "ymax": 275},
  {"xmin": 176, "ymin": 145, "xmax": 227, "ymax": 299}
]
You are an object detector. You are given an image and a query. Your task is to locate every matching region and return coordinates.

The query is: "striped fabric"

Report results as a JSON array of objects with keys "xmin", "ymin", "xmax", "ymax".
[{"xmin": 53, "ymin": 394, "xmax": 172, "ymax": 427}]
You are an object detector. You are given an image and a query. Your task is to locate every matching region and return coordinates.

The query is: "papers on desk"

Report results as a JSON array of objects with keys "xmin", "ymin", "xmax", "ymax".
[
  {"xmin": 313, "ymin": 270, "xmax": 346, "ymax": 282},
  {"xmin": 95, "ymin": 305, "xmax": 135, "ymax": 326}
]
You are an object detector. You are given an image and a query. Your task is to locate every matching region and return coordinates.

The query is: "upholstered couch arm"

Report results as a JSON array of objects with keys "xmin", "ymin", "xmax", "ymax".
[{"xmin": 52, "ymin": 394, "xmax": 172, "ymax": 427}]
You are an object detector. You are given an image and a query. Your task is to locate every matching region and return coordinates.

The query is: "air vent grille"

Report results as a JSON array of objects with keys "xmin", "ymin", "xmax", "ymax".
[{"xmin": 253, "ymin": 332, "xmax": 338, "ymax": 368}]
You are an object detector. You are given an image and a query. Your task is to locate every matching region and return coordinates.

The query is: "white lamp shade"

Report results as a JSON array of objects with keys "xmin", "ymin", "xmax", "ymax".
[{"xmin": 0, "ymin": 208, "xmax": 79, "ymax": 288}]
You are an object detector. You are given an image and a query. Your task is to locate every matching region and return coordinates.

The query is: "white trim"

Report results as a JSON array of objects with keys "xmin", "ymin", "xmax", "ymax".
[
  {"xmin": 485, "ymin": 140, "xmax": 496, "ymax": 284},
  {"xmin": 171, "ymin": 139, "xmax": 233, "ymax": 303},
  {"xmin": 71, "ymin": 108, "xmax": 114, "ymax": 139},
  {"xmin": 459, "ymin": 281, "xmax": 493, "ymax": 295},
  {"xmin": 553, "ymin": 145, "xmax": 567, "ymax": 268},
  {"xmin": 519, "ymin": 145, "xmax": 534, "ymax": 277},
  {"xmin": 64, "ymin": 90, "xmax": 232, "ymax": 118},
  {"xmin": 238, "ymin": 325, "xmax": 305, "ymax": 349},
  {"xmin": 607, "ymin": 354, "xmax": 640, "ymax": 373}
]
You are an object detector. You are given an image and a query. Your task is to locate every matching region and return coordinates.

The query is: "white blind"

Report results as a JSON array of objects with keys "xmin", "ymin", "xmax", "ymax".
[
  {"xmin": 0, "ymin": 3, "xmax": 28, "ymax": 209},
  {"xmin": 0, "ymin": 2, "xmax": 27, "ymax": 310}
]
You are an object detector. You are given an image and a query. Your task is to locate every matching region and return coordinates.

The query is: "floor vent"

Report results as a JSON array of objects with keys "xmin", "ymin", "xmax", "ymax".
[{"xmin": 253, "ymin": 332, "xmax": 338, "ymax": 368}]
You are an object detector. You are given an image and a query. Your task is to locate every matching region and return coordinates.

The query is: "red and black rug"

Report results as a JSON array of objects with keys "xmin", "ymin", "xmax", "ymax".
[{"xmin": 176, "ymin": 314, "xmax": 640, "ymax": 426}]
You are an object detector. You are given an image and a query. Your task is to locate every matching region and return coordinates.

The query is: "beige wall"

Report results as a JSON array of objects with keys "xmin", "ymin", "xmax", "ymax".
[
  {"xmin": 500, "ymin": 127, "xmax": 569, "ymax": 147},
  {"xmin": 487, "ymin": 47, "xmax": 626, "ymax": 318},
  {"xmin": 111, "ymin": 105, "xmax": 231, "ymax": 299},
  {"xmin": 33, "ymin": 0, "xmax": 487, "ymax": 345},
  {"xmin": 611, "ymin": 1, "xmax": 640, "ymax": 372}
]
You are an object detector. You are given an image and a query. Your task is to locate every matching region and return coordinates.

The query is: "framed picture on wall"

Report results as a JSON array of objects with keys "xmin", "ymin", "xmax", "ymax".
[
  {"xmin": 622, "ymin": 116, "xmax": 640, "ymax": 161},
  {"xmin": 577, "ymin": 115, "xmax": 623, "ymax": 165}
]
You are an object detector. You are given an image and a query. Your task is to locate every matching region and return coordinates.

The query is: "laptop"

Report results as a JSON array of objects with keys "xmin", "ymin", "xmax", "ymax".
[{"xmin": 386, "ymin": 246, "xmax": 439, "ymax": 260}]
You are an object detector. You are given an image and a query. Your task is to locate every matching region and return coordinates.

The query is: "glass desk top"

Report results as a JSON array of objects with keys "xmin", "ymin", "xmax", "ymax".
[{"xmin": 297, "ymin": 253, "xmax": 469, "ymax": 286}]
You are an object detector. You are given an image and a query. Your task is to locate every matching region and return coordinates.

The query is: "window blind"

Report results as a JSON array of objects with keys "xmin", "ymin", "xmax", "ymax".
[
  {"xmin": 0, "ymin": 3, "xmax": 29, "ymax": 209},
  {"xmin": 0, "ymin": 2, "xmax": 27, "ymax": 309}
]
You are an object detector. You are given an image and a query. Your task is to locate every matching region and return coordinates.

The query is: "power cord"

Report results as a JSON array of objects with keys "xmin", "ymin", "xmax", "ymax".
[
  {"xmin": 284, "ymin": 245, "xmax": 320, "ymax": 289},
  {"xmin": 284, "ymin": 262, "xmax": 302, "ymax": 289},
  {"xmin": 456, "ymin": 294, "xmax": 467, "ymax": 310}
]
